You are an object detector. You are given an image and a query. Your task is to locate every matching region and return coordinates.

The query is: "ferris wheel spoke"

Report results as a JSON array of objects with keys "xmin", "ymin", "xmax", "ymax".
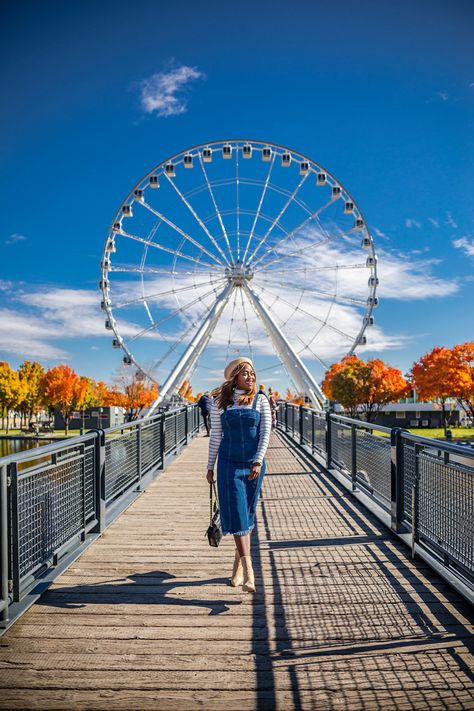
[
  {"xmin": 256, "ymin": 225, "xmax": 357, "ymax": 271},
  {"xmin": 113, "ymin": 277, "xmax": 226, "ymax": 310},
  {"xmin": 109, "ymin": 264, "xmax": 220, "ymax": 277},
  {"xmin": 164, "ymin": 173, "xmax": 232, "ymax": 267},
  {"xmin": 254, "ymin": 275, "xmax": 366, "ymax": 306},
  {"xmin": 252, "ymin": 197, "xmax": 335, "ymax": 268},
  {"xmin": 119, "ymin": 229, "xmax": 221, "ymax": 271},
  {"xmin": 236, "ymin": 149, "xmax": 241, "ymax": 261},
  {"xmin": 197, "ymin": 154, "xmax": 234, "ymax": 265},
  {"xmin": 141, "ymin": 200, "xmax": 226, "ymax": 268},
  {"xmin": 247, "ymin": 172, "xmax": 311, "ymax": 264},
  {"xmin": 239, "ymin": 288, "xmax": 254, "ymax": 362},
  {"xmin": 259, "ymin": 263, "xmax": 366, "ymax": 276},
  {"xmin": 242, "ymin": 153, "xmax": 276, "ymax": 264},
  {"xmin": 225, "ymin": 288, "xmax": 239, "ymax": 364},
  {"xmin": 150, "ymin": 317, "xmax": 203, "ymax": 374},
  {"xmin": 252, "ymin": 283, "xmax": 355, "ymax": 343},
  {"xmin": 123, "ymin": 283, "xmax": 228, "ymax": 345},
  {"xmin": 267, "ymin": 303, "xmax": 330, "ymax": 369}
]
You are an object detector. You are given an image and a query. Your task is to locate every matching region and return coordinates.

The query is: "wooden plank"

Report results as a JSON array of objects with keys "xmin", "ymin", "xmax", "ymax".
[{"xmin": 0, "ymin": 431, "xmax": 472, "ymax": 711}]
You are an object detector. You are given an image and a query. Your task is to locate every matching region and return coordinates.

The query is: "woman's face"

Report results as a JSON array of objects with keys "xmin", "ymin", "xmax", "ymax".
[{"xmin": 235, "ymin": 366, "xmax": 256, "ymax": 391}]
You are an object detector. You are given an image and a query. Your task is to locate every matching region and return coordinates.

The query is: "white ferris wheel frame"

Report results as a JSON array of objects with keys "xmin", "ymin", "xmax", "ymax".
[{"xmin": 100, "ymin": 139, "xmax": 379, "ymax": 412}]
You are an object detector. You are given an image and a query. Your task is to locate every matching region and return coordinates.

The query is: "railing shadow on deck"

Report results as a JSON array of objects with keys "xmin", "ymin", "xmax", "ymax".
[
  {"xmin": 253, "ymin": 432, "xmax": 474, "ymax": 710},
  {"xmin": 37, "ymin": 571, "xmax": 239, "ymax": 616}
]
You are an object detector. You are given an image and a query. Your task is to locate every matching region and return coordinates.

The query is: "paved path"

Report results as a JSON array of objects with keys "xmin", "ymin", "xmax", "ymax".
[{"xmin": 0, "ymin": 431, "xmax": 473, "ymax": 710}]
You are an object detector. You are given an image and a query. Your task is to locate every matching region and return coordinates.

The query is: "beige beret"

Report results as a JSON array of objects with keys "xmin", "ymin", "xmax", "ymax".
[{"xmin": 224, "ymin": 357, "xmax": 254, "ymax": 381}]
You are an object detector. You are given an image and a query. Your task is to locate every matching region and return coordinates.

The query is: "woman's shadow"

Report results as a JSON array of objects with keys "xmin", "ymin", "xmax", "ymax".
[{"xmin": 38, "ymin": 571, "xmax": 241, "ymax": 615}]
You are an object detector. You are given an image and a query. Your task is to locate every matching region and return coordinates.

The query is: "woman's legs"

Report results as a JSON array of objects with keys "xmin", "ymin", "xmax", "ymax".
[{"xmin": 233, "ymin": 533, "xmax": 250, "ymax": 557}]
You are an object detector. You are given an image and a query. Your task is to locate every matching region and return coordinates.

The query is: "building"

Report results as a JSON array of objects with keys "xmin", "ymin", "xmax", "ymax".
[
  {"xmin": 53, "ymin": 406, "xmax": 125, "ymax": 431},
  {"xmin": 376, "ymin": 402, "xmax": 463, "ymax": 429}
]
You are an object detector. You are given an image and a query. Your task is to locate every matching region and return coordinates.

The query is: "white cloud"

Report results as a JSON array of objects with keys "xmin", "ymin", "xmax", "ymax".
[
  {"xmin": 453, "ymin": 236, "xmax": 474, "ymax": 258},
  {"xmin": 437, "ymin": 92, "xmax": 449, "ymax": 102},
  {"xmin": 5, "ymin": 233, "xmax": 27, "ymax": 245},
  {"xmin": 445, "ymin": 212, "xmax": 458, "ymax": 229},
  {"xmin": 428, "ymin": 217, "xmax": 439, "ymax": 228},
  {"xmin": 405, "ymin": 218, "xmax": 421, "ymax": 229},
  {"xmin": 139, "ymin": 64, "xmax": 204, "ymax": 117}
]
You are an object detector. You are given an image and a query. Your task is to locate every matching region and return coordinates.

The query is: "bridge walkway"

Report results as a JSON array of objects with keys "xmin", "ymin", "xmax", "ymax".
[{"xmin": 0, "ymin": 431, "xmax": 473, "ymax": 710}]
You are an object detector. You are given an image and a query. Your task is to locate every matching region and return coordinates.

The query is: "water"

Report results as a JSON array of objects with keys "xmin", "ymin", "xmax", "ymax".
[{"xmin": 0, "ymin": 437, "xmax": 55, "ymax": 459}]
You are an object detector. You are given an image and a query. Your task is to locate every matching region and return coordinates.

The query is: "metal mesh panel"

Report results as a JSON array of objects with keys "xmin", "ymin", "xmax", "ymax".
[
  {"xmin": 277, "ymin": 405, "xmax": 285, "ymax": 427},
  {"xmin": 164, "ymin": 415, "xmax": 176, "ymax": 454},
  {"xmin": 302, "ymin": 409, "xmax": 312, "ymax": 445},
  {"xmin": 104, "ymin": 430, "xmax": 139, "ymax": 502},
  {"xmin": 177, "ymin": 410, "xmax": 186, "ymax": 445},
  {"xmin": 17, "ymin": 455, "xmax": 84, "ymax": 579},
  {"xmin": 330, "ymin": 420, "xmax": 352, "ymax": 476},
  {"xmin": 84, "ymin": 442, "xmax": 96, "ymax": 523},
  {"xmin": 402, "ymin": 442, "xmax": 416, "ymax": 524},
  {"xmin": 293, "ymin": 407, "xmax": 300, "ymax": 437},
  {"xmin": 186, "ymin": 408, "xmax": 193, "ymax": 437},
  {"xmin": 418, "ymin": 452, "xmax": 474, "ymax": 574},
  {"xmin": 355, "ymin": 429, "xmax": 391, "ymax": 509},
  {"xmin": 313, "ymin": 414, "xmax": 326, "ymax": 455},
  {"xmin": 140, "ymin": 418, "xmax": 163, "ymax": 474}
]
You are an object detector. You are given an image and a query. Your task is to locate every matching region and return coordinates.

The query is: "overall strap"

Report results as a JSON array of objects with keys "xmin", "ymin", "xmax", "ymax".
[{"xmin": 252, "ymin": 393, "xmax": 262, "ymax": 410}]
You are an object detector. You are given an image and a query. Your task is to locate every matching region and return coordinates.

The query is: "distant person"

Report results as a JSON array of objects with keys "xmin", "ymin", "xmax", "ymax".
[
  {"xmin": 206, "ymin": 358, "xmax": 271, "ymax": 593},
  {"xmin": 268, "ymin": 387, "xmax": 278, "ymax": 429},
  {"xmin": 197, "ymin": 392, "xmax": 212, "ymax": 436}
]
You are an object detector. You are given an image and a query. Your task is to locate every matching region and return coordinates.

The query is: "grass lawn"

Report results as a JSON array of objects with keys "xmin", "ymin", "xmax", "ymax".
[
  {"xmin": 0, "ymin": 429, "xmax": 76, "ymax": 438},
  {"xmin": 407, "ymin": 427, "xmax": 474, "ymax": 442}
]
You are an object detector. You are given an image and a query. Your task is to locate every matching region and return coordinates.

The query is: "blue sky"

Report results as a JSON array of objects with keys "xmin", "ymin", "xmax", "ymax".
[{"xmin": 1, "ymin": 0, "xmax": 473, "ymax": 395}]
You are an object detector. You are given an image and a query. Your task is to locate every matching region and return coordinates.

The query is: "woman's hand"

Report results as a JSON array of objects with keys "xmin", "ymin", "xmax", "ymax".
[
  {"xmin": 206, "ymin": 469, "xmax": 215, "ymax": 484},
  {"xmin": 249, "ymin": 462, "xmax": 261, "ymax": 480}
]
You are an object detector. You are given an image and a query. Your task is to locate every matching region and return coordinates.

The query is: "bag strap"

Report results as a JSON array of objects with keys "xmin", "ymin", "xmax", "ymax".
[{"xmin": 209, "ymin": 480, "xmax": 218, "ymax": 524}]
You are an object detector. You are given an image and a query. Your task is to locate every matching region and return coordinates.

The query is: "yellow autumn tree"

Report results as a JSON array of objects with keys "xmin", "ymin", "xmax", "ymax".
[{"xmin": 0, "ymin": 362, "xmax": 27, "ymax": 432}]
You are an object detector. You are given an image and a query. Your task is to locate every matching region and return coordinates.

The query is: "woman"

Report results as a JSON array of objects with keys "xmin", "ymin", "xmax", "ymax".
[{"xmin": 206, "ymin": 357, "xmax": 272, "ymax": 592}]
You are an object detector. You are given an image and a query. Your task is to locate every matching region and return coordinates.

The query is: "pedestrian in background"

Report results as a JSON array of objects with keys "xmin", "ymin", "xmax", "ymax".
[{"xmin": 197, "ymin": 392, "xmax": 212, "ymax": 436}]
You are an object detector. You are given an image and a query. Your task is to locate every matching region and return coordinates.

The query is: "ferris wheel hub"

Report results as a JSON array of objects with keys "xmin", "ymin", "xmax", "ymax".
[{"xmin": 225, "ymin": 261, "xmax": 254, "ymax": 286}]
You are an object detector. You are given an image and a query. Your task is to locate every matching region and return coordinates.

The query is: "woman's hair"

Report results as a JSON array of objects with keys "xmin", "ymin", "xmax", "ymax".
[{"xmin": 213, "ymin": 362, "xmax": 257, "ymax": 410}]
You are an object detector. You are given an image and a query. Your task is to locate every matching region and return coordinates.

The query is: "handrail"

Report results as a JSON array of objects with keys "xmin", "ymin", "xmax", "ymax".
[
  {"xmin": 0, "ymin": 404, "xmax": 201, "ymax": 631},
  {"xmin": 278, "ymin": 402, "xmax": 474, "ymax": 602}
]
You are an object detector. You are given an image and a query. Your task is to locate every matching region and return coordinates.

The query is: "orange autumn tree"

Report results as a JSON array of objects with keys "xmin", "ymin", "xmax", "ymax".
[
  {"xmin": 285, "ymin": 388, "xmax": 305, "ymax": 406},
  {"xmin": 42, "ymin": 365, "xmax": 90, "ymax": 434},
  {"xmin": 322, "ymin": 356, "xmax": 409, "ymax": 422},
  {"xmin": 410, "ymin": 346, "xmax": 472, "ymax": 434},
  {"xmin": 453, "ymin": 342, "xmax": 474, "ymax": 421}
]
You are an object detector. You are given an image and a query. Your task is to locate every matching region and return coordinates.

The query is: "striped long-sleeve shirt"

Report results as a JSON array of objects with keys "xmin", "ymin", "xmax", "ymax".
[{"xmin": 207, "ymin": 390, "xmax": 272, "ymax": 470}]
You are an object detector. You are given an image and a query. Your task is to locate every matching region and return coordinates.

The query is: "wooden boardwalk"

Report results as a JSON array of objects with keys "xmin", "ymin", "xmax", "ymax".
[{"xmin": 0, "ymin": 431, "xmax": 473, "ymax": 710}]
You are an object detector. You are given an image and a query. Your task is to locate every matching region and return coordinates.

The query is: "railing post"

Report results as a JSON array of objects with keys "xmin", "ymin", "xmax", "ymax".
[
  {"xmin": 159, "ymin": 414, "xmax": 166, "ymax": 469},
  {"xmin": 175, "ymin": 412, "xmax": 178, "ymax": 454},
  {"xmin": 185, "ymin": 406, "xmax": 189, "ymax": 445},
  {"xmin": 351, "ymin": 424, "xmax": 358, "ymax": 491},
  {"xmin": 412, "ymin": 444, "xmax": 420, "ymax": 559},
  {"xmin": 0, "ymin": 465, "xmax": 10, "ymax": 624},
  {"xmin": 136, "ymin": 422, "xmax": 143, "ymax": 490},
  {"xmin": 285, "ymin": 403, "xmax": 288, "ymax": 433},
  {"xmin": 311, "ymin": 411, "xmax": 315, "ymax": 454},
  {"xmin": 9, "ymin": 462, "xmax": 20, "ymax": 602},
  {"xmin": 93, "ymin": 430, "xmax": 106, "ymax": 533},
  {"xmin": 390, "ymin": 428, "xmax": 405, "ymax": 533},
  {"xmin": 325, "ymin": 412, "xmax": 332, "ymax": 469},
  {"xmin": 299, "ymin": 405, "xmax": 304, "ymax": 445}
]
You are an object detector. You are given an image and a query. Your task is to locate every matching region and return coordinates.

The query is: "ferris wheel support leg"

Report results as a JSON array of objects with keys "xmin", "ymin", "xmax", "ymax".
[
  {"xmin": 146, "ymin": 282, "xmax": 234, "ymax": 416},
  {"xmin": 244, "ymin": 285, "xmax": 327, "ymax": 410}
]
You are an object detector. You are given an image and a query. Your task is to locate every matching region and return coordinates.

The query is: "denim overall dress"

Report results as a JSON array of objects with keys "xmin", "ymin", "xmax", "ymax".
[{"xmin": 217, "ymin": 393, "xmax": 266, "ymax": 536}]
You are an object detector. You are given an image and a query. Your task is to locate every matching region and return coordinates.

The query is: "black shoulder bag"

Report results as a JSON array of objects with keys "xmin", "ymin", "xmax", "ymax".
[{"xmin": 206, "ymin": 480, "xmax": 222, "ymax": 547}]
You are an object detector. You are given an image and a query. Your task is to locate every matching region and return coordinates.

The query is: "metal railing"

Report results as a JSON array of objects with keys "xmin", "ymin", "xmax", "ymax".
[
  {"xmin": 278, "ymin": 403, "xmax": 474, "ymax": 597},
  {"xmin": 0, "ymin": 405, "xmax": 201, "ymax": 629}
]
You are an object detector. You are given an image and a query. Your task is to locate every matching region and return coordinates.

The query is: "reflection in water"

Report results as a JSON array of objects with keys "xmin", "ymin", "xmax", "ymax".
[{"xmin": 0, "ymin": 437, "xmax": 55, "ymax": 458}]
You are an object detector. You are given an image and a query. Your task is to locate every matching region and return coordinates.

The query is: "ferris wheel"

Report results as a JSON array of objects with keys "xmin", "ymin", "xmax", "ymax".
[{"xmin": 99, "ymin": 140, "xmax": 378, "ymax": 412}]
